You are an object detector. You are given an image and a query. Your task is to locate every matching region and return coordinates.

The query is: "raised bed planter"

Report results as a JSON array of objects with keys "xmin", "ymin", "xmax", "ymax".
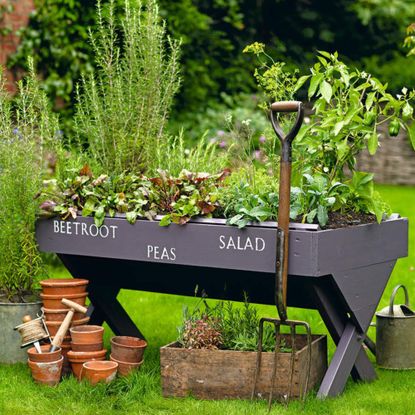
[
  {"xmin": 36, "ymin": 214, "xmax": 408, "ymax": 398},
  {"xmin": 160, "ymin": 335, "xmax": 327, "ymax": 399}
]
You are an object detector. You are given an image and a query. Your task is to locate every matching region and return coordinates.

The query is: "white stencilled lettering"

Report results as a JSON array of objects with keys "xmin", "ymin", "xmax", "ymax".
[
  {"xmin": 52, "ymin": 220, "xmax": 118, "ymax": 240},
  {"xmin": 219, "ymin": 235, "xmax": 266, "ymax": 252},
  {"xmin": 147, "ymin": 244, "xmax": 177, "ymax": 261}
]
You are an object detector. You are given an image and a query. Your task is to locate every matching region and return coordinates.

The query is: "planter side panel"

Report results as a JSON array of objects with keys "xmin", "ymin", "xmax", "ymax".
[
  {"xmin": 160, "ymin": 335, "xmax": 327, "ymax": 400},
  {"xmin": 36, "ymin": 217, "xmax": 317, "ymax": 275},
  {"xmin": 317, "ymin": 218, "xmax": 408, "ymax": 275}
]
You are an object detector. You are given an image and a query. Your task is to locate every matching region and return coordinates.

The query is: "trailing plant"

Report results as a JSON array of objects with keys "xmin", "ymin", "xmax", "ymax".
[
  {"xmin": 178, "ymin": 297, "xmax": 289, "ymax": 352},
  {"xmin": 0, "ymin": 62, "xmax": 60, "ymax": 301},
  {"xmin": 74, "ymin": 0, "xmax": 181, "ymax": 174}
]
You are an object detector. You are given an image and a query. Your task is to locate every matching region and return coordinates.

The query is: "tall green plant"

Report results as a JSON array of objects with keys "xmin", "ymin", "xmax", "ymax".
[
  {"xmin": 75, "ymin": 0, "xmax": 181, "ymax": 174},
  {"xmin": 0, "ymin": 62, "xmax": 59, "ymax": 301}
]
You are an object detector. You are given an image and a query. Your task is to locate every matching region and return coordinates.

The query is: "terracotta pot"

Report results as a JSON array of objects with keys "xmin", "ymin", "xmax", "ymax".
[
  {"xmin": 60, "ymin": 343, "xmax": 72, "ymax": 377},
  {"xmin": 42, "ymin": 307, "xmax": 85, "ymax": 322},
  {"xmin": 40, "ymin": 292, "xmax": 88, "ymax": 309},
  {"xmin": 110, "ymin": 354, "xmax": 143, "ymax": 377},
  {"xmin": 67, "ymin": 349, "xmax": 107, "ymax": 380},
  {"xmin": 45, "ymin": 316, "xmax": 90, "ymax": 336},
  {"xmin": 110, "ymin": 336, "xmax": 147, "ymax": 362},
  {"xmin": 70, "ymin": 325, "xmax": 104, "ymax": 344},
  {"xmin": 81, "ymin": 360, "xmax": 118, "ymax": 385},
  {"xmin": 50, "ymin": 335, "xmax": 72, "ymax": 345},
  {"xmin": 27, "ymin": 345, "xmax": 62, "ymax": 363},
  {"xmin": 40, "ymin": 278, "xmax": 89, "ymax": 296},
  {"xmin": 71, "ymin": 341, "xmax": 103, "ymax": 352},
  {"xmin": 28, "ymin": 356, "xmax": 63, "ymax": 386}
]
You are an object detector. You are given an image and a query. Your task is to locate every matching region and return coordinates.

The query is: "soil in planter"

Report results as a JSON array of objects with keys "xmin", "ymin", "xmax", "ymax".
[
  {"xmin": 294, "ymin": 212, "xmax": 377, "ymax": 229},
  {"xmin": 0, "ymin": 291, "xmax": 41, "ymax": 304}
]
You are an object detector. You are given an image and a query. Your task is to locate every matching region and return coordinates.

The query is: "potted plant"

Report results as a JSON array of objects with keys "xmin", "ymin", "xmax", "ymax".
[
  {"xmin": 34, "ymin": 1, "xmax": 412, "ymax": 398},
  {"xmin": 160, "ymin": 298, "xmax": 327, "ymax": 400},
  {"xmin": 0, "ymin": 62, "xmax": 59, "ymax": 363}
]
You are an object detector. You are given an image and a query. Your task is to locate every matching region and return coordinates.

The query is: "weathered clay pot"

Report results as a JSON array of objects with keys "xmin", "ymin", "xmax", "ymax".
[
  {"xmin": 110, "ymin": 354, "xmax": 143, "ymax": 377},
  {"xmin": 60, "ymin": 343, "xmax": 72, "ymax": 376},
  {"xmin": 40, "ymin": 278, "xmax": 89, "ymax": 295},
  {"xmin": 40, "ymin": 292, "xmax": 88, "ymax": 309},
  {"xmin": 81, "ymin": 360, "xmax": 118, "ymax": 385},
  {"xmin": 27, "ymin": 345, "xmax": 61, "ymax": 363},
  {"xmin": 67, "ymin": 349, "xmax": 107, "ymax": 380},
  {"xmin": 70, "ymin": 325, "xmax": 104, "ymax": 344},
  {"xmin": 71, "ymin": 341, "xmax": 103, "ymax": 352},
  {"xmin": 50, "ymin": 335, "xmax": 72, "ymax": 345},
  {"xmin": 45, "ymin": 316, "xmax": 90, "ymax": 336},
  {"xmin": 110, "ymin": 336, "xmax": 147, "ymax": 362},
  {"xmin": 42, "ymin": 307, "xmax": 85, "ymax": 322},
  {"xmin": 28, "ymin": 356, "xmax": 63, "ymax": 386}
]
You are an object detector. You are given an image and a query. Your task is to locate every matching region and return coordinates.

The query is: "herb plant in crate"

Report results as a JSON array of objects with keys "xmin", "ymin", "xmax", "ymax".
[
  {"xmin": 160, "ymin": 299, "xmax": 327, "ymax": 400},
  {"xmin": 0, "ymin": 63, "xmax": 59, "ymax": 363}
]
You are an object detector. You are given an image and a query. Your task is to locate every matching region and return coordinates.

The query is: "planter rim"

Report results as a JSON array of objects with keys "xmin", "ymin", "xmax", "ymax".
[
  {"xmin": 111, "ymin": 336, "xmax": 147, "ymax": 348},
  {"xmin": 40, "ymin": 278, "xmax": 89, "ymax": 287},
  {"xmin": 40, "ymin": 292, "xmax": 88, "ymax": 300},
  {"xmin": 110, "ymin": 354, "xmax": 144, "ymax": 366},
  {"xmin": 0, "ymin": 300, "xmax": 42, "ymax": 306}
]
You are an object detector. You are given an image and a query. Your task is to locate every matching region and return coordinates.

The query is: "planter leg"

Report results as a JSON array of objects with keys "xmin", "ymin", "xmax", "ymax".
[{"xmin": 317, "ymin": 322, "xmax": 364, "ymax": 398}]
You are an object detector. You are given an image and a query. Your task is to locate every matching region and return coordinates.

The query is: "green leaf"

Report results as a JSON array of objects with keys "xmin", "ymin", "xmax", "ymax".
[
  {"xmin": 320, "ymin": 81, "xmax": 332, "ymax": 103},
  {"xmin": 126, "ymin": 211, "xmax": 138, "ymax": 224},
  {"xmin": 306, "ymin": 209, "xmax": 317, "ymax": 223},
  {"xmin": 82, "ymin": 198, "xmax": 95, "ymax": 216},
  {"xmin": 294, "ymin": 75, "xmax": 310, "ymax": 92},
  {"xmin": 407, "ymin": 123, "xmax": 415, "ymax": 150},
  {"xmin": 333, "ymin": 121, "xmax": 344, "ymax": 136},
  {"xmin": 317, "ymin": 205, "xmax": 328, "ymax": 227},
  {"xmin": 367, "ymin": 131, "xmax": 378, "ymax": 155},
  {"xmin": 159, "ymin": 215, "xmax": 172, "ymax": 227},
  {"xmin": 308, "ymin": 73, "xmax": 324, "ymax": 98},
  {"xmin": 365, "ymin": 92, "xmax": 375, "ymax": 111},
  {"xmin": 317, "ymin": 50, "xmax": 332, "ymax": 59}
]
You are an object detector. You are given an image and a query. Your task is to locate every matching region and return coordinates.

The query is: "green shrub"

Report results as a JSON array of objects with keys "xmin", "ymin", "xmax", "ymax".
[{"xmin": 0, "ymin": 62, "xmax": 59, "ymax": 301}]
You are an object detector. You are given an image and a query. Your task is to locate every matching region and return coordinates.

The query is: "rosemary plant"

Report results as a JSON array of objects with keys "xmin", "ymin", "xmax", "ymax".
[
  {"xmin": 0, "ymin": 62, "xmax": 59, "ymax": 302},
  {"xmin": 74, "ymin": 0, "xmax": 181, "ymax": 174}
]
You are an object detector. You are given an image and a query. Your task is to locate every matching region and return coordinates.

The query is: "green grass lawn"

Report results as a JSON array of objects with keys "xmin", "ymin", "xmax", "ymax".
[{"xmin": 1, "ymin": 184, "xmax": 415, "ymax": 415}]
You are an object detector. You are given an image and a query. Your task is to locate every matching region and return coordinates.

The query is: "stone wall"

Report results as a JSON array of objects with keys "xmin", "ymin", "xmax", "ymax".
[
  {"xmin": 0, "ymin": 0, "xmax": 34, "ymax": 91},
  {"xmin": 357, "ymin": 126, "xmax": 415, "ymax": 186}
]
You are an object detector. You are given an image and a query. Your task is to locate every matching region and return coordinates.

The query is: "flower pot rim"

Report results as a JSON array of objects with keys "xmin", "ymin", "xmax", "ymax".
[
  {"xmin": 67, "ymin": 349, "xmax": 107, "ymax": 360},
  {"xmin": 28, "ymin": 355, "xmax": 64, "ymax": 365},
  {"xmin": 27, "ymin": 345, "xmax": 61, "ymax": 355},
  {"xmin": 111, "ymin": 336, "xmax": 147, "ymax": 349},
  {"xmin": 110, "ymin": 354, "xmax": 144, "ymax": 366},
  {"xmin": 40, "ymin": 278, "xmax": 89, "ymax": 287},
  {"xmin": 40, "ymin": 292, "xmax": 88, "ymax": 300},
  {"xmin": 45, "ymin": 316, "xmax": 90, "ymax": 326},
  {"xmin": 83, "ymin": 360, "xmax": 118, "ymax": 371},
  {"xmin": 70, "ymin": 325, "xmax": 103, "ymax": 334}
]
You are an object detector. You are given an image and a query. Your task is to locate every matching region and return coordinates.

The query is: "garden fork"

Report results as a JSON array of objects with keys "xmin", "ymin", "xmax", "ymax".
[{"xmin": 251, "ymin": 101, "xmax": 312, "ymax": 408}]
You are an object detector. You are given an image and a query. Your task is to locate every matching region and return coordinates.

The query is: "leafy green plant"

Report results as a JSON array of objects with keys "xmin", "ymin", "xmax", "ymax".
[
  {"xmin": 0, "ymin": 62, "xmax": 60, "ymax": 301},
  {"xmin": 74, "ymin": 0, "xmax": 181, "ymax": 174}
]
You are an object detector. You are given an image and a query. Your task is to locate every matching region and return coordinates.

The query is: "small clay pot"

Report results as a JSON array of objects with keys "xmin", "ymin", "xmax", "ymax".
[
  {"xmin": 27, "ymin": 345, "xmax": 61, "ymax": 363},
  {"xmin": 110, "ymin": 336, "xmax": 147, "ymax": 362},
  {"xmin": 70, "ymin": 325, "xmax": 104, "ymax": 344},
  {"xmin": 67, "ymin": 349, "xmax": 107, "ymax": 380},
  {"xmin": 110, "ymin": 354, "xmax": 143, "ymax": 377},
  {"xmin": 71, "ymin": 341, "xmax": 103, "ymax": 352},
  {"xmin": 40, "ymin": 292, "xmax": 88, "ymax": 309},
  {"xmin": 42, "ymin": 307, "xmax": 85, "ymax": 322},
  {"xmin": 81, "ymin": 360, "xmax": 118, "ymax": 385},
  {"xmin": 45, "ymin": 316, "xmax": 90, "ymax": 336},
  {"xmin": 40, "ymin": 278, "xmax": 89, "ymax": 295},
  {"xmin": 28, "ymin": 356, "xmax": 63, "ymax": 386}
]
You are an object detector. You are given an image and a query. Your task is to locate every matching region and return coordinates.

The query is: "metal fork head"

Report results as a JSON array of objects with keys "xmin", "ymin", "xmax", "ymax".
[{"xmin": 251, "ymin": 317, "xmax": 312, "ymax": 410}]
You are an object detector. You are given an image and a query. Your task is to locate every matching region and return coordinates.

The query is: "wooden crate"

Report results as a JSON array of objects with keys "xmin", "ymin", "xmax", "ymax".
[{"xmin": 160, "ymin": 334, "xmax": 327, "ymax": 400}]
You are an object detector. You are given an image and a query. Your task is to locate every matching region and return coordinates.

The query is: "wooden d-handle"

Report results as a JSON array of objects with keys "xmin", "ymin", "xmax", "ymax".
[{"xmin": 270, "ymin": 101, "xmax": 302, "ymax": 113}]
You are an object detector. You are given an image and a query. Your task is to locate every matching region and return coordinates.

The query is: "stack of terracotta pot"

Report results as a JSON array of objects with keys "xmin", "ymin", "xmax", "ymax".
[
  {"xmin": 27, "ymin": 344, "xmax": 63, "ymax": 386},
  {"xmin": 67, "ymin": 325, "xmax": 107, "ymax": 380},
  {"xmin": 40, "ymin": 278, "xmax": 89, "ymax": 375},
  {"xmin": 110, "ymin": 336, "xmax": 147, "ymax": 376}
]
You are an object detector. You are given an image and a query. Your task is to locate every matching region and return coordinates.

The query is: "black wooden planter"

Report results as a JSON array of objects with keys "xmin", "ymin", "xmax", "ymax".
[{"xmin": 36, "ymin": 214, "xmax": 408, "ymax": 398}]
